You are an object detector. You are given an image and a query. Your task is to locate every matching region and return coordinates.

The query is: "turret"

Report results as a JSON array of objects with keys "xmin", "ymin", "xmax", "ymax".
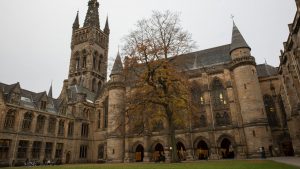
[
  {"xmin": 48, "ymin": 82, "xmax": 53, "ymax": 98},
  {"xmin": 84, "ymin": 0, "xmax": 100, "ymax": 29},
  {"xmin": 230, "ymin": 22, "xmax": 272, "ymax": 158},
  {"xmin": 106, "ymin": 52, "xmax": 125, "ymax": 162},
  {"xmin": 104, "ymin": 16, "xmax": 110, "ymax": 35},
  {"xmin": 72, "ymin": 11, "xmax": 80, "ymax": 30}
]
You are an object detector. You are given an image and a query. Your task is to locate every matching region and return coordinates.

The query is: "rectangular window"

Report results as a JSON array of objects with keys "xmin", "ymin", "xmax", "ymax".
[
  {"xmin": 32, "ymin": 141, "xmax": 42, "ymax": 159},
  {"xmin": 104, "ymin": 97, "xmax": 109, "ymax": 128},
  {"xmin": 98, "ymin": 112, "xmax": 101, "ymax": 129},
  {"xmin": 81, "ymin": 123, "xmax": 89, "ymax": 138},
  {"xmin": 68, "ymin": 122, "xmax": 74, "ymax": 137},
  {"xmin": 0, "ymin": 139, "xmax": 11, "ymax": 160},
  {"xmin": 17, "ymin": 140, "xmax": 29, "ymax": 159},
  {"xmin": 79, "ymin": 145, "xmax": 88, "ymax": 158},
  {"xmin": 55, "ymin": 143, "xmax": 63, "ymax": 158},
  {"xmin": 48, "ymin": 118, "xmax": 56, "ymax": 134},
  {"xmin": 58, "ymin": 120, "xmax": 65, "ymax": 137},
  {"xmin": 45, "ymin": 142, "xmax": 53, "ymax": 159}
]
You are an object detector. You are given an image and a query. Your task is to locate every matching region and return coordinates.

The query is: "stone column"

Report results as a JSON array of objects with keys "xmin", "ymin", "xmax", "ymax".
[
  {"xmin": 143, "ymin": 134, "xmax": 151, "ymax": 162},
  {"xmin": 31, "ymin": 112, "xmax": 38, "ymax": 133}
]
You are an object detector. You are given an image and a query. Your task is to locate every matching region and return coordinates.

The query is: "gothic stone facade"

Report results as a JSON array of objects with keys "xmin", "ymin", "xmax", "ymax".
[
  {"xmin": 0, "ymin": 0, "xmax": 298, "ymax": 167},
  {"xmin": 278, "ymin": 0, "xmax": 300, "ymax": 156}
]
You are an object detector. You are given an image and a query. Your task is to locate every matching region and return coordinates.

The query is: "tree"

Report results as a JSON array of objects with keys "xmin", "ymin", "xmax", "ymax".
[{"xmin": 123, "ymin": 10, "xmax": 195, "ymax": 162}]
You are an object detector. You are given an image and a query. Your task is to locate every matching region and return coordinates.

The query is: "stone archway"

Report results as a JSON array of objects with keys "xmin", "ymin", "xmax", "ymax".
[
  {"xmin": 153, "ymin": 143, "xmax": 165, "ymax": 162},
  {"xmin": 176, "ymin": 142, "xmax": 186, "ymax": 161},
  {"xmin": 220, "ymin": 138, "xmax": 234, "ymax": 159},
  {"xmin": 196, "ymin": 140, "xmax": 209, "ymax": 160},
  {"xmin": 135, "ymin": 144, "xmax": 144, "ymax": 162}
]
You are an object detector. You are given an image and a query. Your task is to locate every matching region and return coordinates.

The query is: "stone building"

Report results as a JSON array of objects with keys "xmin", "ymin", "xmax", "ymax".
[
  {"xmin": 0, "ymin": 0, "xmax": 298, "ymax": 167},
  {"xmin": 278, "ymin": 0, "xmax": 300, "ymax": 157}
]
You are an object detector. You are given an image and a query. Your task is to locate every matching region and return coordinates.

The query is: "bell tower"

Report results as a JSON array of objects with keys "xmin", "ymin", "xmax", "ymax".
[{"xmin": 68, "ymin": 0, "xmax": 110, "ymax": 93}]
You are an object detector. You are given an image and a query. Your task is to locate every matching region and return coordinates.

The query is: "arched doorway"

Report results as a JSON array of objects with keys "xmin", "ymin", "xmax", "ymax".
[
  {"xmin": 176, "ymin": 142, "xmax": 186, "ymax": 161},
  {"xmin": 220, "ymin": 138, "xmax": 234, "ymax": 159},
  {"xmin": 196, "ymin": 140, "xmax": 209, "ymax": 160},
  {"xmin": 153, "ymin": 143, "xmax": 164, "ymax": 162},
  {"xmin": 98, "ymin": 145, "xmax": 105, "ymax": 159},
  {"xmin": 66, "ymin": 152, "xmax": 71, "ymax": 164},
  {"xmin": 135, "ymin": 144, "xmax": 144, "ymax": 162},
  {"xmin": 281, "ymin": 140, "xmax": 294, "ymax": 156}
]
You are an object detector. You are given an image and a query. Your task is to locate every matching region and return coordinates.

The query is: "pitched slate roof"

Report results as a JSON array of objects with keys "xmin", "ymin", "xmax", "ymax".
[
  {"xmin": 256, "ymin": 64, "xmax": 278, "ymax": 78},
  {"xmin": 0, "ymin": 82, "xmax": 63, "ymax": 113},
  {"xmin": 173, "ymin": 44, "xmax": 232, "ymax": 70},
  {"xmin": 68, "ymin": 85, "xmax": 97, "ymax": 103}
]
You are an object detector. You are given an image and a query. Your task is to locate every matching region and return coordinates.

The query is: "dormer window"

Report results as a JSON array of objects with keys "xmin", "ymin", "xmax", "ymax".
[{"xmin": 10, "ymin": 92, "xmax": 20, "ymax": 105}]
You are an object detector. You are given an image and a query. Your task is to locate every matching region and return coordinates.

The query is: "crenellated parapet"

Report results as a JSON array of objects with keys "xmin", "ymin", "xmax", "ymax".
[
  {"xmin": 71, "ymin": 27, "xmax": 109, "ymax": 50},
  {"xmin": 230, "ymin": 55, "xmax": 256, "ymax": 70}
]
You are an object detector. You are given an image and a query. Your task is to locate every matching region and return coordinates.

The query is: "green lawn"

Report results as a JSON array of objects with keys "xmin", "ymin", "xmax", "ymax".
[{"xmin": 6, "ymin": 160, "xmax": 300, "ymax": 169}]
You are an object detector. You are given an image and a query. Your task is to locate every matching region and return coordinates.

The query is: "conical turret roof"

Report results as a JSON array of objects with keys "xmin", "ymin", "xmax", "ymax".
[
  {"xmin": 230, "ymin": 22, "xmax": 251, "ymax": 53},
  {"xmin": 111, "ymin": 51, "xmax": 123, "ymax": 76}
]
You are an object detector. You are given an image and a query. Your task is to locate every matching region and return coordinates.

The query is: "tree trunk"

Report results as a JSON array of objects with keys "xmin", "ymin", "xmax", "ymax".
[{"xmin": 166, "ymin": 106, "xmax": 179, "ymax": 163}]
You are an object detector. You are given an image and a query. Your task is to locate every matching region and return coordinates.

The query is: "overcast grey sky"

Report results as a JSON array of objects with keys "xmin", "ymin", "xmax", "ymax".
[{"xmin": 0, "ymin": 0, "xmax": 295, "ymax": 97}]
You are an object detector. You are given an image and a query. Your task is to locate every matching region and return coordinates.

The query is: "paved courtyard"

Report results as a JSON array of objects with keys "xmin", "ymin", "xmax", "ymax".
[{"xmin": 270, "ymin": 157, "xmax": 300, "ymax": 167}]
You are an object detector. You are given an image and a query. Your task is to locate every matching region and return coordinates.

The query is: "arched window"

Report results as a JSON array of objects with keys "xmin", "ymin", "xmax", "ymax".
[
  {"xmin": 190, "ymin": 81, "xmax": 205, "ymax": 110},
  {"xmin": 263, "ymin": 95, "xmax": 279, "ymax": 127},
  {"xmin": 98, "ymin": 81, "xmax": 102, "ymax": 92},
  {"xmin": 211, "ymin": 78, "xmax": 227, "ymax": 110},
  {"xmin": 82, "ymin": 56, "xmax": 87, "ymax": 68},
  {"xmin": 76, "ymin": 57, "xmax": 80, "ymax": 70},
  {"xmin": 199, "ymin": 115, "xmax": 207, "ymax": 127},
  {"xmin": 4, "ymin": 110, "xmax": 15, "ymax": 129},
  {"xmin": 215, "ymin": 113, "xmax": 221, "ymax": 125},
  {"xmin": 92, "ymin": 79, "xmax": 97, "ymax": 92},
  {"xmin": 22, "ymin": 112, "xmax": 33, "ymax": 131},
  {"xmin": 98, "ymin": 55, "xmax": 103, "ymax": 72},
  {"xmin": 72, "ymin": 78, "xmax": 77, "ymax": 86},
  {"xmin": 216, "ymin": 112, "xmax": 231, "ymax": 126},
  {"xmin": 36, "ymin": 115, "xmax": 46, "ymax": 133},
  {"xmin": 93, "ymin": 55, "xmax": 97, "ymax": 70},
  {"xmin": 153, "ymin": 120, "xmax": 164, "ymax": 131}
]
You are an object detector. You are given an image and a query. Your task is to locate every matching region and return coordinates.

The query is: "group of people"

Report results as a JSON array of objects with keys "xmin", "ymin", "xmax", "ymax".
[{"xmin": 24, "ymin": 158, "xmax": 62, "ymax": 166}]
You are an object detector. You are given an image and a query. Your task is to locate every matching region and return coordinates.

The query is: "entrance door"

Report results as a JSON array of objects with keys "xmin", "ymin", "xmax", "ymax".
[
  {"xmin": 197, "ymin": 140, "xmax": 209, "ymax": 160},
  {"xmin": 220, "ymin": 138, "xmax": 234, "ymax": 159},
  {"xmin": 135, "ymin": 144, "xmax": 144, "ymax": 162},
  {"xmin": 176, "ymin": 142, "xmax": 186, "ymax": 161},
  {"xmin": 66, "ymin": 152, "xmax": 71, "ymax": 164},
  {"xmin": 153, "ymin": 143, "xmax": 164, "ymax": 162}
]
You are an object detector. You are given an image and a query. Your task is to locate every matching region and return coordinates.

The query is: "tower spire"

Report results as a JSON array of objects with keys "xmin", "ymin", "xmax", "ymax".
[
  {"xmin": 230, "ymin": 21, "xmax": 251, "ymax": 54},
  {"xmin": 73, "ymin": 11, "xmax": 80, "ymax": 30},
  {"xmin": 104, "ymin": 16, "xmax": 110, "ymax": 35},
  {"xmin": 84, "ymin": 0, "xmax": 100, "ymax": 28},
  {"xmin": 48, "ymin": 81, "xmax": 53, "ymax": 98}
]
